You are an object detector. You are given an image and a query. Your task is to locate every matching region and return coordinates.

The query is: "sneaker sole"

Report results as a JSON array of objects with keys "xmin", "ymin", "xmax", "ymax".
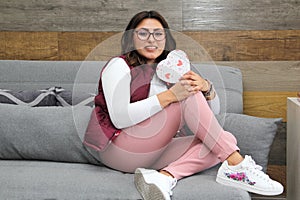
[
  {"xmin": 216, "ymin": 175, "xmax": 283, "ymax": 196},
  {"xmin": 134, "ymin": 168, "xmax": 167, "ymax": 200}
]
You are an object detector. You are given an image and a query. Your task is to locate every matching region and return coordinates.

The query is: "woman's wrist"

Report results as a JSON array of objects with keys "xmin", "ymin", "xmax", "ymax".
[
  {"xmin": 202, "ymin": 79, "xmax": 211, "ymax": 93},
  {"xmin": 157, "ymin": 90, "xmax": 177, "ymax": 108},
  {"xmin": 202, "ymin": 79, "xmax": 215, "ymax": 100},
  {"xmin": 205, "ymin": 89, "xmax": 216, "ymax": 100}
]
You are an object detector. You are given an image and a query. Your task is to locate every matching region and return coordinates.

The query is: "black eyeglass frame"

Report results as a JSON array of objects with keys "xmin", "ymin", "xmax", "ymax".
[{"xmin": 134, "ymin": 28, "xmax": 166, "ymax": 41}]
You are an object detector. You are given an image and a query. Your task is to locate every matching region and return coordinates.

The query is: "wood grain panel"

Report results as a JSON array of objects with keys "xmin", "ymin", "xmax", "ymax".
[
  {"xmin": 1, "ymin": 30, "xmax": 299, "ymax": 61},
  {"xmin": 0, "ymin": 32, "xmax": 5, "ymax": 59},
  {"xmin": 0, "ymin": 0, "xmax": 183, "ymax": 31},
  {"xmin": 216, "ymin": 61, "xmax": 300, "ymax": 91},
  {"xmin": 0, "ymin": 32, "xmax": 58, "ymax": 60},
  {"xmin": 1, "ymin": 0, "xmax": 299, "ymax": 32},
  {"xmin": 243, "ymin": 91, "xmax": 298, "ymax": 121},
  {"xmin": 183, "ymin": 0, "xmax": 300, "ymax": 31},
  {"xmin": 268, "ymin": 165, "xmax": 286, "ymax": 193},
  {"xmin": 184, "ymin": 30, "xmax": 300, "ymax": 61},
  {"xmin": 58, "ymin": 32, "xmax": 117, "ymax": 60}
]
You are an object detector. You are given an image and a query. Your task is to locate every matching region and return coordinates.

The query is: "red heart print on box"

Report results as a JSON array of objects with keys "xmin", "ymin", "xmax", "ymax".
[{"xmin": 156, "ymin": 49, "xmax": 190, "ymax": 83}]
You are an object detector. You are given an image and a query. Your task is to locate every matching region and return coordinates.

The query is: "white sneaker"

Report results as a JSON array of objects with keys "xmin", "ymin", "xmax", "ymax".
[
  {"xmin": 134, "ymin": 168, "xmax": 177, "ymax": 200},
  {"xmin": 216, "ymin": 155, "xmax": 284, "ymax": 196}
]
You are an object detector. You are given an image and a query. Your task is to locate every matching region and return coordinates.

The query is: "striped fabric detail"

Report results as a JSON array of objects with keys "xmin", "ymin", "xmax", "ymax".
[
  {"xmin": 0, "ymin": 88, "xmax": 57, "ymax": 107},
  {"xmin": 0, "ymin": 87, "xmax": 95, "ymax": 107},
  {"xmin": 53, "ymin": 87, "xmax": 95, "ymax": 107}
]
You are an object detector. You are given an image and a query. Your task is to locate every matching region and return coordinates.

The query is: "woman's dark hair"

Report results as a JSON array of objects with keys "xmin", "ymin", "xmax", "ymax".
[{"xmin": 121, "ymin": 10, "xmax": 176, "ymax": 66}]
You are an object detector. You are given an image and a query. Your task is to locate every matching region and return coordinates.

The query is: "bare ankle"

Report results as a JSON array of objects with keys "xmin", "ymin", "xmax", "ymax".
[
  {"xmin": 159, "ymin": 170, "xmax": 175, "ymax": 178},
  {"xmin": 226, "ymin": 151, "xmax": 244, "ymax": 166}
]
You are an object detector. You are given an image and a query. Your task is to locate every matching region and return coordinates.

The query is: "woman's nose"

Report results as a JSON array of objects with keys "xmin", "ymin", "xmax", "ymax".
[{"xmin": 148, "ymin": 34, "xmax": 156, "ymax": 42}]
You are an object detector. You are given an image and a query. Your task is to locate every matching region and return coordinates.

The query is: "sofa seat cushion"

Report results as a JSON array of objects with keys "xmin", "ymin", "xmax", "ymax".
[
  {"xmin": 0, "ymin": 104, "xmax": 99, "ymax": 165},
  {"xmin": 0, "ymin": 160, "xmax": 250, "ymax": 200}
]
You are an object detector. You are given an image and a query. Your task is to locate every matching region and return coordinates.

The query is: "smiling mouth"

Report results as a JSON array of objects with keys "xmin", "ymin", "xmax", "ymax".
[{"xmin": 144, "ymin": 46, "xmax": 158, "ymax": 51}]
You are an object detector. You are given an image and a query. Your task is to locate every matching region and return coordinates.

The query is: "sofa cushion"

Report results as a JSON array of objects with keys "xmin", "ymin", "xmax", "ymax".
[
  {"xmin": 0, "ymin": 103, "xmax": 99, "ymax": 165},
  {"xmin": 0, "ymin": 160, "xmax": 250, "ymax": 200},
  {"xmin": 0, "ymin": 60, "xmax": 243, "ymax": 113},
  {"xmin": 0, "ymin": 60, "xmax": 104, "ymax": 95},
  {"xmin": 193, "ymin": 64, "xmax": 243, "ymax": 114},
  {"xmin": 215, "ymin": 113, "xmax": 281, "ymax": 171},
  {"xmin": 0, "ymin": 60, "xmax": 82, "ymax": 91}
]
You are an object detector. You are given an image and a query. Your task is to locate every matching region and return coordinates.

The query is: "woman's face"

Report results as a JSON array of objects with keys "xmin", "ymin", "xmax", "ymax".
[{"xmin": 133, "ymin": 18, "xmax": 166, "ymax": 64}]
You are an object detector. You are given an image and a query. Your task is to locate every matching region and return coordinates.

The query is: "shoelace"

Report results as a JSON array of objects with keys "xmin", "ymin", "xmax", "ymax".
[
  {"xmin": 167, "ymin": 178, "xmax": 177, "ymax": 196},
  {"xmin": 242, "ymin": 156, "xmax": 270, "ymax": 181}
]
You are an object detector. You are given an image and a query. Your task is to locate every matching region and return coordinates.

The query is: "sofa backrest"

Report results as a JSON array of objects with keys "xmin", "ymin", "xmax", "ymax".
[{"xmin": 0, "ymin": 60, "xmax": 243, "ymax": 114}]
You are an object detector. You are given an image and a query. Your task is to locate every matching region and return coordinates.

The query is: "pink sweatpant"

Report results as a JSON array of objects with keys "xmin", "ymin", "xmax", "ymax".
[{"xmin": 97, "ymin": 92, "xmax": 239, "ymax": 180}]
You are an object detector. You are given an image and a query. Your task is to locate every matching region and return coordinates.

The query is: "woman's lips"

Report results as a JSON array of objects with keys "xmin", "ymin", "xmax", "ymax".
[{"xmin": 144, "ymin": 46, "xmax": 158, "ymax": 51}]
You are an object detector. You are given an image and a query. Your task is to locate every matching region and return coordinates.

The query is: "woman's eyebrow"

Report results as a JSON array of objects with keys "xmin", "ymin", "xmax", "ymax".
[{"xmin": 139, "ymin": 28, "xmax": 163, "ymax": 31}]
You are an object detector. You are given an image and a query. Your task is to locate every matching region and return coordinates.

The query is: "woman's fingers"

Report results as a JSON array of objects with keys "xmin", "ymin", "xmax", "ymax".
[
  {"xmin": 180, "ymin": 71, "xmax": 208, "ymax": 92},
  {"xmin": 181, "ymin": 71, "xmax": 196, "ymax": 81}
]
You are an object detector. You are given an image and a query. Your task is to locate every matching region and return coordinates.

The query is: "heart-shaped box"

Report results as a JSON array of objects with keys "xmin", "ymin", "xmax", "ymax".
[{"xmin": 156, "ymin": 49, "xmax": 190, "ymax": 83}]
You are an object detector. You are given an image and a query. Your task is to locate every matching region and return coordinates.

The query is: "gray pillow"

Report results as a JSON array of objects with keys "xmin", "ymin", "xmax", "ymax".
[
  {"xmin": 0, "ymin": 104, "xmax": 100, "ymax": 165},
  {"xmin": 55, "ymin": 89, "xmax": 95, "ymax": 107},
  {"xmin": 215, "ymin": 113, "xmax": 281, "ymax": 171},
  {"xmin": 0, "ymin": 88, "xmax": 57, "ymax": 106},
  {"xmin": 0, "ymin": 87, "xmax": 95, "ymax": 107},
  {"xmin": 182, "ymin": 113, "xmax": 280, "ymax": 171},
  {"xmin": 192, "ymin": 64, "xmax": 243, "ymax": 114}
]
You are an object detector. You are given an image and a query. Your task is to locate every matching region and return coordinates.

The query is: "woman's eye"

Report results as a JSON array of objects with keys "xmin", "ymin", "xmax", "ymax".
[{"xmin": 138, "ymin": 32, "xmax": 148, "ymax": 37}]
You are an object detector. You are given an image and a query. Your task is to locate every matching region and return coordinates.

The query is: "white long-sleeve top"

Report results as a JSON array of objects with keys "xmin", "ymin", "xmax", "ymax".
[{"xmin": 101, "ymin": 57, "xmax": 220, "ymax": 129}]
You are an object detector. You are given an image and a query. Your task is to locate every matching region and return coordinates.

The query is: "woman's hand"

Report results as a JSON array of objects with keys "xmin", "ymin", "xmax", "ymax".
[
  {"xmin": 157, "ymin": 71, "xmax": 212, "ymax": 108},
  {"xmin": 169, "ymin": 80, "xmax": 195, "ymax": 102},
  {"xmin": 157, "ymin": 78, "xmax": 195, "ymax": 108},
  {"xmin": 180, "ymin": 71, "xmax": 210, "ymax": 93}
]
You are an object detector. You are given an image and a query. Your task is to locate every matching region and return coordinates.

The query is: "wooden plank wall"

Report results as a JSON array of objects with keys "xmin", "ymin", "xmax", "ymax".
[{"xmin": 1, "ymin": 0, "xmax": 299, "ymax": 31}]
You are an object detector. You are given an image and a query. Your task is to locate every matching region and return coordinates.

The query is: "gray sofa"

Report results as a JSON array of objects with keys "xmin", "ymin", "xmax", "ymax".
[{"xmin": 0, "ymin": 60, "xmax": 281, "ymax": 200}]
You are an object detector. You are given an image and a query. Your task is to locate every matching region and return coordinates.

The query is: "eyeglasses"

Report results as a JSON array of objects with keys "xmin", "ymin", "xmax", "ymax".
[{"xmin": 135, "ymin": 29, "xmax": 166, "ymax": 41}]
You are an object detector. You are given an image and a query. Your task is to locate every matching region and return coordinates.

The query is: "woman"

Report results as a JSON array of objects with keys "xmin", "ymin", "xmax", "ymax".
[{"xmin": 84, "ymin": 10, "xmax": 283, "ymax": 200}]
